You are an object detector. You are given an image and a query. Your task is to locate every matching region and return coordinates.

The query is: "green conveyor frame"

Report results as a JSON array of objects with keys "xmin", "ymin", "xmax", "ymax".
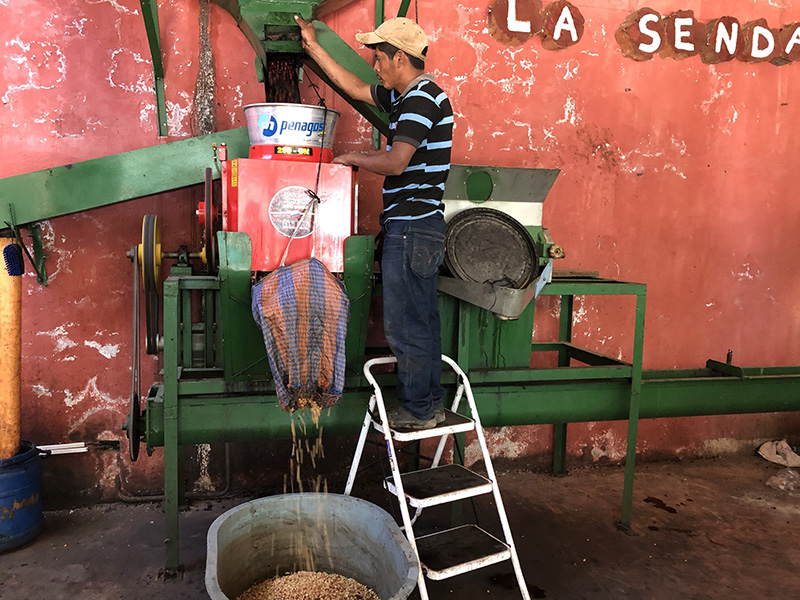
[{"xmin": 144, "ymin": 229, "xmax": 800, "ymax": 571}]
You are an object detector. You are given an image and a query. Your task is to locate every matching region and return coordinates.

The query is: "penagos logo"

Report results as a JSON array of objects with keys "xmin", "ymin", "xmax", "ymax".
[
  {"xmin": 259, "ymin": 115, "xmax": 279, "ymax": 137},
  {"xmin": 258, "ymin": 115, "xmax": 326, "ymax": 138}
]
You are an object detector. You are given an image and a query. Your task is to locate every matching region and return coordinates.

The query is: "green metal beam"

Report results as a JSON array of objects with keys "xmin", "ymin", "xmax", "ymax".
[
  {"xmin": 214, "ymin": 0, "xmax": 321, "ymax": 61},
  {"xmin": 542, "ymin": 278, "xmax": 647, "ymax": 296},
  {"xmin": 372, "ymin": 0, "xmax": 385, "ymax": 149},
  {"xmin": 214, "ymin": 0, "xmax": 268, "ymax": 67},
  {"xmin": 0, "ymin": 128, "xmax": 250, "ymax": 227},
  {"xmin": 397, "ymin": 0, "xmax": 411, "ymax": 18},
  {"xmin": 139, "ymin": 0, "xmax": 168, "ymax": 136},
  {"xmin": 144, "ymin": 369, "xmax": 800, "ymax": 447}
]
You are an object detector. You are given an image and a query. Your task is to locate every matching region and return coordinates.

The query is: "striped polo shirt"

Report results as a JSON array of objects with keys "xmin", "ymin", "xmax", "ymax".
[{"xmin": 371, "ymin": 75, "xmax": 454, "ymax": 224}]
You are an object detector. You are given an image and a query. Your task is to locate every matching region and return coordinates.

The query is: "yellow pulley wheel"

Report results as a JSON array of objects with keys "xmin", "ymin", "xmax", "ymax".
[{"xmin": 138, "ymin": 215, "xmax": 162, "ymax": 293}]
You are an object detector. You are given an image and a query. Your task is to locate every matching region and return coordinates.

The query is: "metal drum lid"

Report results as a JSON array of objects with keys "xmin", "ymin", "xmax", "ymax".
[{"xmin": 444, "ymin": 208, "xmax": 539, "ymax": 289}]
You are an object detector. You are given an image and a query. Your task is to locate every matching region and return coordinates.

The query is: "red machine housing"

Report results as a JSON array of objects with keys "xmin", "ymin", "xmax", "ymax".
[{"xmin": 221, "ymin": 157, "xmax": 356, "ymax": 273}]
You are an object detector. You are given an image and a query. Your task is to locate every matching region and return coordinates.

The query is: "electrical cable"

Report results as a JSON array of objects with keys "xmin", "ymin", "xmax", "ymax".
[{"xmin": 278, "ymin": 75, "xmax": 329, "ymax": 268}]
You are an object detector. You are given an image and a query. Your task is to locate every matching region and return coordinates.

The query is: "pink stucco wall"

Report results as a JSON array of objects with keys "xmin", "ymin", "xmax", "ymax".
[{"xmin": 2, "ymin": 0, "xmax": 799, "ymax": 500}]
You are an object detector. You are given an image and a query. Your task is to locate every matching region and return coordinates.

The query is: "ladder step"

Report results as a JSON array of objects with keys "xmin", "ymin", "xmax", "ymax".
[
  {"xmin": 384, "ymin": 464, "xmax": 493, "ymax": 507},
  {"xmin": 416, "ymin": 524, "xmax": 511, "ymax": 580},
  {"xmin": 372, "ymin": 408, "xmax": 475, "ymax": 441}
]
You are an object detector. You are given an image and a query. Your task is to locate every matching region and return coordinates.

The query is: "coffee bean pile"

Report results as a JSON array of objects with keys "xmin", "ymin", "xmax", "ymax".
[{"xmin": 237, "ymin": 570, "xmax": 380, "ymax": 600}]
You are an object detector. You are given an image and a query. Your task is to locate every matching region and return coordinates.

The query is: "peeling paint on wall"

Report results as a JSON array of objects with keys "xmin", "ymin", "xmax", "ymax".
[
  {"xmin": 466, "ymin": 427, "xmax": 528, "ymax": 466},
  {"xmin": 37, "ymin": 324, "xmax": 79, "ymax": 355},
  {"xmin": 62, "ymin": 377, "xmax": 124, "ymax": 435},
  {"xmin": 2, "ymin": 37, "xmax": 67, "ymax": 106},
  {"xmin": 586, "ymin": 426, "xmax": 627, "ymax": 462},
  {"xmin": 32, "ymin": 384, "xmax": 52, "ymax": 398},
  {"xmin": 85, "ymin": 0, "xmax": 138, "ymax": 16},
  {"xmin": 84, "ymin": 340, "xmax": 120, "ymax": 359},
  {"xmin": 732, "ymin": 263, "xmax": 760, "ymax": 281}
]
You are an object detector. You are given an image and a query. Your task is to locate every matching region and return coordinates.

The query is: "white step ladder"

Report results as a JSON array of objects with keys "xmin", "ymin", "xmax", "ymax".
[{"xmin": 345, "ymin": 355, "xmax": 530, "ymax": 600}]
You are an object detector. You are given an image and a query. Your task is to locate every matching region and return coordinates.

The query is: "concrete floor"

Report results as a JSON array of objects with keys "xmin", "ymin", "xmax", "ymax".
[{"xmin": 1, "ymin": 454, "xmax": 798, "ymax": 600}]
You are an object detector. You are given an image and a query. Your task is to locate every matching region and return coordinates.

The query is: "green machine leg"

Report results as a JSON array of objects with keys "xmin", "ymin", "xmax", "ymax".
[
  {"xmin": 619, "ymin": 290, "xmax": 647, "ymax": 530},
  {"xmin": 553, "ymin": 294, "xmax": 575, "ymax": 475},
  {"xmin": 539, "ymin": 277, "xmax": 648, "ymax": 528},
  {"xmin": 162, "ymin": 276, "xmax": 181, "ymax": 573}
]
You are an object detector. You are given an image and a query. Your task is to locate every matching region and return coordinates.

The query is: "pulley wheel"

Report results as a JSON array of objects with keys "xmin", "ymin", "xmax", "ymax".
[
  {"xmin": 444, "ymin": 207, "xmax": 540, "ymax": 289},
  {"xmin": 126, "ymin": 392, "xmax": 141, "ymax": 462},
  {"xmin": 204, "ymin": 167, "xmax": 216, "ymax": 272},
  {"xmin": 139, "ymin": 214, "xmax": 162, "ymax": 292},
  {"xmin": 139, "ymin": 215, "xmax": 161, "ymax": 354}
]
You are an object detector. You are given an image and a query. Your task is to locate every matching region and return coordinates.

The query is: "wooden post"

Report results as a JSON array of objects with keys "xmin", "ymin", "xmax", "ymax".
[{"xmin": 0, "ymin": 237, "xmax": 22, "ymax": 460}]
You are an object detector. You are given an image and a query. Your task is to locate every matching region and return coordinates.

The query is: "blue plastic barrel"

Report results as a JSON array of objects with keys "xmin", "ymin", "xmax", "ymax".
[{"xmin": 0, "ymin": 441, "xmax": 43, "ymax": 552}]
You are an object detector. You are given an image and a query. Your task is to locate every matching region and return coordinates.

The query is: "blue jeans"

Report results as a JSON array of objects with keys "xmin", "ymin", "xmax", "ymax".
[{"xmin": 381, "ymin": 217, "xmax": 446, "ymax": 420}]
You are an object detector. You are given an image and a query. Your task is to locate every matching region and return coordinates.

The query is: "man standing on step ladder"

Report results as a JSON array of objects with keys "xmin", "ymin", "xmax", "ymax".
[{"xmin": 295, "ymin": 14, "xmax": 454, "ymax": 430}]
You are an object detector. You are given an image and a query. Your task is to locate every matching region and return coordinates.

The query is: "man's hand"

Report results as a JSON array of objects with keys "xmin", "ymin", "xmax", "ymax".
[
  {"xmin": 294, "ymin": 15, "xmax": 317, "ymax": 51},
  {"xmin": 332, "ymin": 153, "xmax": 358, "ymax": 167},
  {"xmin": 331, "ymin": 142, "xmax": 416, "ymax": 176},
  {"xmin": 293, "ymin": 15, "xmax": 375, "ymax": 105}
]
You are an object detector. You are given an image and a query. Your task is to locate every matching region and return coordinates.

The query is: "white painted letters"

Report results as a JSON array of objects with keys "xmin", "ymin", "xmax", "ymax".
[
  {"xmin": 638, "ymin": 13, "xmax": 662, "ymax": 53},
  {"xmin": 554, "ymin": 6, "xmax": 578, "ymax": 42},
  {"xmin": 507, "ymin": 0, "xmax": 532, "ymax": 34},
  {"xmin": 715, "ymin": 22, "xmax": 739, "ymax": 54},
  {"xmin": 751, "ymin": 25, "xmax": 775, "ymax": 59},
  {"xmin": 674, "ymin": 17, "xmax": 695, "ymax": 51},
  {"xmin": 786, "ymin": 26, "xmax": 800, "ymax": 53}
]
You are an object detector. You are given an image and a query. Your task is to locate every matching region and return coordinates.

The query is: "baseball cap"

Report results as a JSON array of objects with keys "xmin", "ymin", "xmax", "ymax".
[{"xmin": 355, "ymin": 17, "xmax": 428, "ymax": 62}]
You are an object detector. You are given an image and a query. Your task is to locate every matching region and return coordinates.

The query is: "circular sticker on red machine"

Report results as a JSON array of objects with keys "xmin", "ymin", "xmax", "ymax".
[{"xmin": 269, "ymin": 186, "xmax": 316, "ymax": 238}]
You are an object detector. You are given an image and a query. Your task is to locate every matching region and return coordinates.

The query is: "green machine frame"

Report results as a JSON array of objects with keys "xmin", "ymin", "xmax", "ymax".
[{"xmin": 141, "ymin": 234, "xmax": 800, "ymax": 571}]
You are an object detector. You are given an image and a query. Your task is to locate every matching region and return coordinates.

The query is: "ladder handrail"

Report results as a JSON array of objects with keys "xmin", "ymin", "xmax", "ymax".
[
  {"xmin": 442, "ymin": 355, "xmax": 531, "ymax": 600},
  {"xmin": 359, "ymin": 354, "xmax": 429, "ymax": 600}
]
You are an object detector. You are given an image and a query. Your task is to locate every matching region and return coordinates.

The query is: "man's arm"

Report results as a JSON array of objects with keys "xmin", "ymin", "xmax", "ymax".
[
  {"xmin": 332, "ymin": 141, "xmax": 416, "ymax": 176},
  {"xmin": 294, "ymin": 16, "xmax": 375, "ymax": 106}
]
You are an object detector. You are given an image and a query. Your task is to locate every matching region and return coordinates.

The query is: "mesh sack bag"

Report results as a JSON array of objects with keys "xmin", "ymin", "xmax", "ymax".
[{"xmin": 252, "ymin": 258, "xmax": 349, "ymax": 411}]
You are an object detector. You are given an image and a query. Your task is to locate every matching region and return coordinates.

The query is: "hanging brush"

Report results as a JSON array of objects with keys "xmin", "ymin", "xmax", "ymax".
[{"xmin": 3, "ymin": 242, "xmax": 24, "ymax": 277}]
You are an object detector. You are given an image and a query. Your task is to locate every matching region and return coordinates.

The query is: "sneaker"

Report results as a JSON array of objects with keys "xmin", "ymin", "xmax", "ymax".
[
  {"xmin": 386, "ymin": 405, "xmax": 437, "ymax": 430},
  {"xmin": 434, "ymin": 408, "xmax": 446, "ymax": 424}
]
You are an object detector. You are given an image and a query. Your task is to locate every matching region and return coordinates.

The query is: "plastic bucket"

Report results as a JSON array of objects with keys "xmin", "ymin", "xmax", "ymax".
[
  {"xmin": 206, "ymin": 493, "xmax": 418, "ymax": 600},
  {"xmin": 243, "ymin": 103, "xmax": 340, "ymax": 149},
  {"xmin": 0, "ymin": 441, "xmax": 43, "ymax": 553}
]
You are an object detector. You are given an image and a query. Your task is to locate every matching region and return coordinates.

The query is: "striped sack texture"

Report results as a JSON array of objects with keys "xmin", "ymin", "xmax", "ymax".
[{"xmin": 251, "ymin": 258, "xmax": 350, "ymax": 412}]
